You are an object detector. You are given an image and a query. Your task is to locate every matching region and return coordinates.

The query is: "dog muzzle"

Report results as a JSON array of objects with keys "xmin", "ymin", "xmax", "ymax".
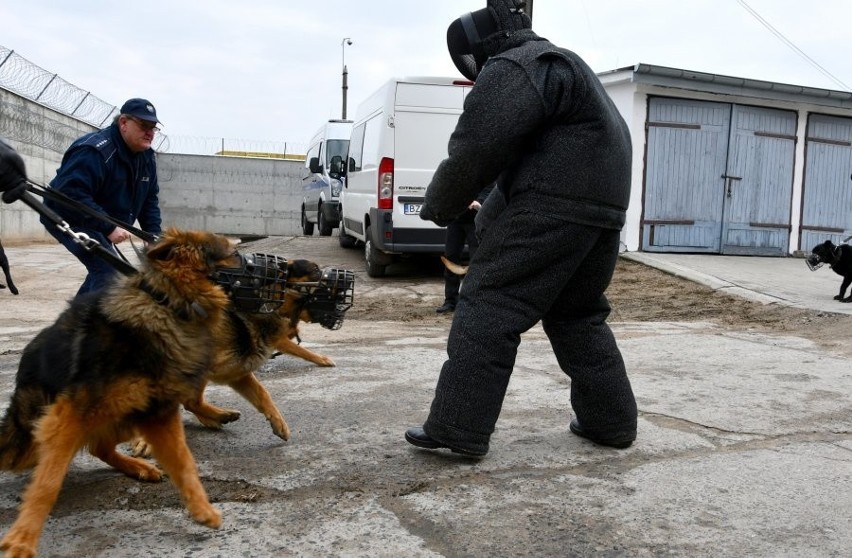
[
  {"xmin": 288, "ymin": 268, "xmax": 355, "ymax": 330},
  {"xmin": 805, "ymin": 253, "xmax": 824, "ymax": 271},
  {"xmin": 212, "ymin": 252, "xmax": 288, "ymax": 313}
]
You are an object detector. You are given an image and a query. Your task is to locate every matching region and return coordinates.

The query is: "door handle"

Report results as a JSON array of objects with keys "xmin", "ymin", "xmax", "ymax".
[{"xmin": 721, "ymin": 174, "xmax": 742, "ymax": 198}]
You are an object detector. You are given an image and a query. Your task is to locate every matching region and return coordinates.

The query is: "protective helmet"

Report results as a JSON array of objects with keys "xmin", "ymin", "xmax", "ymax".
[{"xmin": 446, "ymin": 0, "xmax": 532, "ymax": 80}]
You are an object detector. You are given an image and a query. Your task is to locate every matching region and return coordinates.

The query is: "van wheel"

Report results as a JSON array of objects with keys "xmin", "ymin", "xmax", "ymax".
[
  {"xmin": 301, "ymin": 206, "xmax": 314, "ymax": 236},
  {"xmin": 339, "ymin": 219, "xmax": 358, "ymax": 249},
  {"xmin": 364, "ymin": 226, "xmax": 387, "ymax": 277},
  {"xmin": 318, "ymin": 208, "xmax": 333, "ymax": 236}
]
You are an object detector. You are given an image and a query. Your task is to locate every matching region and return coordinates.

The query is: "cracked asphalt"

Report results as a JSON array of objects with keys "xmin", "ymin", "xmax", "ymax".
[{"xmin": 0, "ymin": 236, "xmax": 849, "ymax": 557}]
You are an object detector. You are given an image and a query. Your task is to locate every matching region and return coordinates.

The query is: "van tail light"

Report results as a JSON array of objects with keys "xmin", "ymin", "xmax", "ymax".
[{"xmin": 378, "ymin": 157, "xmax": 394, "ymax": 210}]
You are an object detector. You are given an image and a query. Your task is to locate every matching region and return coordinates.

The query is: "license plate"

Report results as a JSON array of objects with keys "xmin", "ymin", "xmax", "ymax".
[{"xmin": 403, "ymin": 203, "xmax": 422, "ymax": 215}]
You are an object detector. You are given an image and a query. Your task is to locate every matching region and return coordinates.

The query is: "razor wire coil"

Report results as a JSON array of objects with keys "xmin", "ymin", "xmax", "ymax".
[{"xmin": 0, "ymin": 45, "xmax": 306, "ymax": 157}]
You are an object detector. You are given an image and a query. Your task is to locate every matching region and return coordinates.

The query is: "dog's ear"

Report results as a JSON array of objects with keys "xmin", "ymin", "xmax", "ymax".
[
  {"xmin": 145, "ymin": 238, "xmax": 175, "ymax": 261},
  {"xmin": 288, "ymin": 259, "xmax": 321, "ymax": 280},
  {"xmin": 144, "ymin": 228, "xmax": 181, "ymax": 262}
]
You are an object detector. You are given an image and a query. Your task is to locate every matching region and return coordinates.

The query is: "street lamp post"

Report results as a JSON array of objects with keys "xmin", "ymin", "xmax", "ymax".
[{"xmin": 341, "ymin": 37, "xmax": 352, "ymax": 120}]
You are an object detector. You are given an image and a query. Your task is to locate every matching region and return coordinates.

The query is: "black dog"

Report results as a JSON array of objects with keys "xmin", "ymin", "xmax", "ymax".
[
  {"xmin": 807, "ymin": 240, "xmax": 852, "ymax": 302},
  {"xmin": 0, "ymin": 238, "xmax": 18, "ymax": 295}
]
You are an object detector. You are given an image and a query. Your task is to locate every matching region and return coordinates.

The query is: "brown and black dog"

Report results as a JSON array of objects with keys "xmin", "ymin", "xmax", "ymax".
[
  {"xmin": 184, "ymin": 258, "xmax": 336, "ymax": 441},
  {"xmin": 129, "ymin": 258, "xmax": 339, "ymax": 458},
  {"xmin": 0, "ymin": 238, "xmax": 18, "ymax": 295},
  {"xmin": 0, "ymin": 228, "xmax": 250, "ymax": 557}
]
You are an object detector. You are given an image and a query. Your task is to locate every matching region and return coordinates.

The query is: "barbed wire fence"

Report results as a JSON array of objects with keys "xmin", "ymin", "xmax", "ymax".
[{"xmin": 0, "ymin": 46, "xmax": 306, "ymax": 157}]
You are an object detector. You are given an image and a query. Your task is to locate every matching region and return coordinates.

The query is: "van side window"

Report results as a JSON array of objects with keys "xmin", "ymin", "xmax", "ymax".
[
  {"xmin": 349, "ymin": 123, "xmax": 366, "ymax": 172},
  {"xmin": 306, "ymin": 142, "xmax": 320, "ymax": 170},
  {"xmin": 362, "ymin": 116, "xmax": 382, "ymax": 171}
]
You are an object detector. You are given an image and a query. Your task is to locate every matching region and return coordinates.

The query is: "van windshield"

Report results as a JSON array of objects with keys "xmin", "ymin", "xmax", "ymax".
[{"xmin": 327, "ymin": 140, "xmax": 349, "ymax": 170}]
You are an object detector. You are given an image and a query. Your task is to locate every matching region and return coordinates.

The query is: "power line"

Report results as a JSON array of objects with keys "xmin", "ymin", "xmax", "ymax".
[{"xmin": 735, "ymin": 0, "xmax": 851, "ymax": 92}]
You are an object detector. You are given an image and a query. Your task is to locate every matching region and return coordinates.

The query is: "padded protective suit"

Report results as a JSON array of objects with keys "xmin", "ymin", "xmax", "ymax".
[{"xmin": 421, "ymin": 22, "xmax": 637, "ymax": 454}]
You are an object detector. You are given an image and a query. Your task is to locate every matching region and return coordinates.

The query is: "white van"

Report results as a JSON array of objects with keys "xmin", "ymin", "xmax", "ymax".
[
  {"xmin": 301, "ymin": 119, "xmax": 352, "ymax": 236},
  {"xmin": 339, "ymin": 76, "xmax": 473, "ymax": 277}
]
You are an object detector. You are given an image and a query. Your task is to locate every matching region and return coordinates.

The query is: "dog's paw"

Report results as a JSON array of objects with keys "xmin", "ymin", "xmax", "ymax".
[
  {"xmin": 842, "ymin": 297, "xmax": 852, "ymax": 303},
  {"xmin": 128, "ymin": 437, "xmax": 153, "ymax": 458},
  {"xmin": 1, "ymin": 529, "xmax": 38, "ymax": 558},
  {"xmin": 136, "ymin": 467, "xmax": 164, "ymax": 482},
  {"xmin": 271, "ymin": 420, "xmax": 291, "ymax": 441},
  {"xmin": 834, "ymin": 294, "xmax": 843, "ymax": 300},
  {"xmin": 196, "ymin": 409, "xmax": 241, "ymax": 429},
  {"xmin": 191, "ymin": 505, "xmax": 222, "ymax": 529},
  {"xmin": 317, "ymin": 356, "xmax": 336, "ymax": 367}
]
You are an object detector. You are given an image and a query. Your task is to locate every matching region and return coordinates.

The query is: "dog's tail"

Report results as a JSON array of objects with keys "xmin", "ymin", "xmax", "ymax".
[{"xmin": 0, "ymin": 388, "xmax": 44, "ymax": 471}]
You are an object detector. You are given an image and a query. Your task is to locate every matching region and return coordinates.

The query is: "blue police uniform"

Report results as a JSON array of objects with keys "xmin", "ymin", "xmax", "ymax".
[{"xmin": 42, "ymin": 122, "xmax": 161, "ymax": 296}]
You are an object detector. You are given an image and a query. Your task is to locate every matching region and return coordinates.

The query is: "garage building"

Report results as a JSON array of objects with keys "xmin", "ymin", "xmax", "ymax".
[{"xmin": 601, "ymin": 64, "xmax": 852, "ymax": 256}]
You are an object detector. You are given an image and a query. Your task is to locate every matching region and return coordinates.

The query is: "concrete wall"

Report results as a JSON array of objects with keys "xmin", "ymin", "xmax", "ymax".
[
  {"xmin": 157, "ymin": 153, "xmax": 305, "ymax": 237},
  {"xmin": 1, "ymin": 88, "xmax": 306, "ymax": 241},
  {"xmin": 0, "ymin": 87, "xmax": 96, "ymax": 241}
]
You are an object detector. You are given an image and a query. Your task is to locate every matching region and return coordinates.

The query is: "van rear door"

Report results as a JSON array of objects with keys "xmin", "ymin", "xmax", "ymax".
[{"xmin": 392, "ymin": 82, "xmax": 468, "ymax": 236}]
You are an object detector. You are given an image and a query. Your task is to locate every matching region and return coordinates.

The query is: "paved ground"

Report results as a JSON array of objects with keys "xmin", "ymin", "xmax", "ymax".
[
  {"xmin": 624, "ymin": 250, "xmax": 852, "ymax": 315},
  {"xmin": 0, "ymin": 237, "xmax": 849, "ymax": 557}
]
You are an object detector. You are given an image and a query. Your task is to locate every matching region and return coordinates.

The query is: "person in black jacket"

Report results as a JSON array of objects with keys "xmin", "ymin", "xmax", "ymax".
[
  {"xmin": 42, "ymin": 98, "xmax": 163, "ymax": 297},
  {"xmin": 437, "ymin": 183, "xmax": 494, "ymax": 314},
  {"xmin": 405, "ymin": 0, "xmax": 638, "ymax": 457}
]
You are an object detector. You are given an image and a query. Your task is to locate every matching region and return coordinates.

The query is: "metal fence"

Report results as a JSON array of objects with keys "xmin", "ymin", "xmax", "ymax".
[{"xmin": 0, "ymin": 45, "xmax": 305, "ymax": 157}]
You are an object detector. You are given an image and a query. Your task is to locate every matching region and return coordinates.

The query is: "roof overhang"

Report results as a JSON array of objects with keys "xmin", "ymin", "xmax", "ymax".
[{"xmin": 598, "ymin": 63, "xmax": 852, "ymax": 110}]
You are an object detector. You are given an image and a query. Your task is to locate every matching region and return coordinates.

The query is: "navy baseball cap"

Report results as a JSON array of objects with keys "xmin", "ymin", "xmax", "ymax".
[{"xmin": 120, "ymin": 98, "xmax": 161, "ymax": 124}]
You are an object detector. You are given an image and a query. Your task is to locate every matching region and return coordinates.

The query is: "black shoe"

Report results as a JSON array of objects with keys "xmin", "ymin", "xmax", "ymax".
[
  {"xmin": 569, "ymin": 419, "xmax": 635, "ymax": 449},
  {"xmin": 404, "ymin": 427, "xmax": 485, "ymax": 457},
  {"xmin": 436, "ymin": 301, "xmax": 456, "ymax": 314}
]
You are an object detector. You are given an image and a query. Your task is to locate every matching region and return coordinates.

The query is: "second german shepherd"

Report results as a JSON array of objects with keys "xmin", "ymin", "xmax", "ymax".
[
  {"xmin": 185, "ymin": 258, "xmax": 335, "ymax": 441},
  {"xmin": 0, "ymin": 228, "xmax": 252, "ymax": 557}
]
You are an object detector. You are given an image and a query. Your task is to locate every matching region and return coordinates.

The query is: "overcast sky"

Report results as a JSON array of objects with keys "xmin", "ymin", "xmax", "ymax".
[{"xmin": 1, "ymin": 0, "xmax": 850, "ymax": 151}]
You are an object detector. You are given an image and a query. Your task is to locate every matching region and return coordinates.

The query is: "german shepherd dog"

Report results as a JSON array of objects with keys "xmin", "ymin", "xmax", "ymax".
[
  {"xmin": 182, "ymin": 258, "xmax": 335, "ymax": 441},
  {"xmin": 807, "ymin": 240, "xmax": 852, "ymax": 302},
  {"xmin": 0, "ymin": 228, "xmax": 251, "ymax": 557},
  {"xmin": 0, "ymin": 238, "xmax": 18, "ymax": 295},
  {"xmin": 129, "ymin": 258, "xmax": 339, "ymax": 458}
]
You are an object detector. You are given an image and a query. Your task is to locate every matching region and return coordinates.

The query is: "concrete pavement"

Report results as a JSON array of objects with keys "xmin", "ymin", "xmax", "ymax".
[
  {"xmin": 0, "ymin": 238, "xmax": 849, "ymax": 557},
  {"xmin": 623, "ymin": 250, "xmax": 852, "ymax": 315}
]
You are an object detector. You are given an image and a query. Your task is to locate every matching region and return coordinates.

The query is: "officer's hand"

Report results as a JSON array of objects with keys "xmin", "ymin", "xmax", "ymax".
[{"xmin": 0, "ymin": 138, "xmax": 28, "ymax": 202}]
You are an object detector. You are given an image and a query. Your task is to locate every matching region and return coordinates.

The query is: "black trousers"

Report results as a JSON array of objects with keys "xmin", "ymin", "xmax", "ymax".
[
  {"xmin": 424, "ymin": 206, "xmax": 637, "ymax": 454},
  {"xmin": 443, "ymin": 218, "xmax": 478, "ymax": 304}
]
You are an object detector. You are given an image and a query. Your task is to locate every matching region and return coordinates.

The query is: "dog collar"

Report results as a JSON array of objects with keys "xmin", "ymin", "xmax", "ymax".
[{"xmin": 138, "ymin": 280, "xmax": 207, "ymax": 320}]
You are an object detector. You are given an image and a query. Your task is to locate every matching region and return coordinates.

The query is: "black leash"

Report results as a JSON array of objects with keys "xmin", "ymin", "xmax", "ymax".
[
  {"xmin": 25, "ymin": 181, "xmax": 159, "ymax": 244},
  {"xmin": 2, "ymin": 181, "xmax": 143, "ymax": 276}
]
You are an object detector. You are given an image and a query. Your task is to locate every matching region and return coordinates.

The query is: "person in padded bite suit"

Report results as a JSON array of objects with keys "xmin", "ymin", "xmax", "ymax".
[{"xmin": 405, "ymin": 0, "xmax": 638, "ymax": 457}]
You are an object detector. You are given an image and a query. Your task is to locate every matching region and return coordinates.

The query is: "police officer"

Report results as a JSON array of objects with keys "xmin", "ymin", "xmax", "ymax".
[
  {"xmin": 406, "ymin": 0, "xmax": 638, "ymax": 456},
  {"xmin": 42, "ymin": 98, "xmax": 163, "ymax": 297}
]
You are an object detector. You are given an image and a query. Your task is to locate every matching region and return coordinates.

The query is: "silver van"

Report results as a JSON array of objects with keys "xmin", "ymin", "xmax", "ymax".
[{"xmin": 301, "ymin": 119, "xmax": 352, "ymax": 236}]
